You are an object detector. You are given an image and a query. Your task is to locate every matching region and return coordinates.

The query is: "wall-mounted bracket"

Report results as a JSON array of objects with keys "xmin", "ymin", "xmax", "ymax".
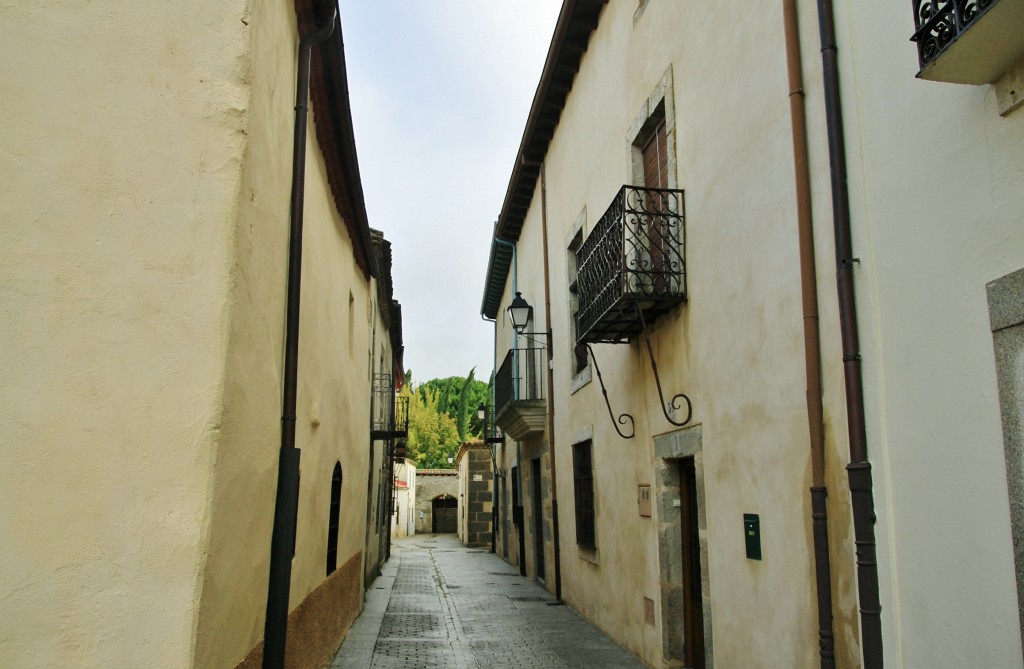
[
  {"xmin": 585, "ymin": 343, "xmax": 635, "ymax": 439},
  {"xmin": 581, "ymin": 300, "xmax": 693, "ymax": 439},
  {"xmin": 634, "ymin": 301, "xmax": 692, "ymax": 427}
]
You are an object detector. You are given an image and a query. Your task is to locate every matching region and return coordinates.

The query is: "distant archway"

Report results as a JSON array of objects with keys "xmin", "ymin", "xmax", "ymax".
[{"xmin": 431, "ymin": 494, "xmax": 458, "ymax": 534}]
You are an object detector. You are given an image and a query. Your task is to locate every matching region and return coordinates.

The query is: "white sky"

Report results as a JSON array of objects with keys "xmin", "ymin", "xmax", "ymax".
[{"xmin": 341, "ymin": 2, "xmax": 561, "ymax": 383}]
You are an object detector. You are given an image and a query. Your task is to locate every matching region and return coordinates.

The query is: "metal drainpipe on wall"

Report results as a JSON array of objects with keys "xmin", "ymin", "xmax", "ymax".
[
  {"xmin": 538, "ymin": 162, "xmax": 561, "ymax": 601},
  {"xmin": 815, "ymin": 0, "xmax": 884, "ymax": 665},
  {"xmin": 493, "ymin": 234, "xmax": 525, "ymax": 574},
  {"xmin": 482, "ymin": 311, "xmax": 498, "ymax": 554},
  {"xmin": 263, "ymin": 9, "xmax": 337, "ymax": 669},
  {"xmin": 782, "ymin": 0, "xmax": 836, "ymax": 666}
]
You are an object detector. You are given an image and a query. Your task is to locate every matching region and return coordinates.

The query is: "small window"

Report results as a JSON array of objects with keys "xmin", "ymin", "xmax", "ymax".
[
  {"xmin": 567, "ymin": 227, "xmax": 589, "ymax": 375},
  {"xmin": 326, "ymin": 463, "xmax": 342, "ymax": 575},
  {"xmin": 572, "ymin": 441, "xmax": 596, "ymax": 549},
  {"xmin": 640, "ymin": 117, "xmax": 668, "ymax": 189}
]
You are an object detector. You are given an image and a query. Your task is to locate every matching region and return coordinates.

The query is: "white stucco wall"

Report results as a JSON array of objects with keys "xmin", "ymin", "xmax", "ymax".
[
  {"xmin": 827, "ymin": 3, "xmax": 1024, "ymax": 667},
  {"xmin": 493, "ymin": 2, "xmax": 1023, "ymax": 668}
]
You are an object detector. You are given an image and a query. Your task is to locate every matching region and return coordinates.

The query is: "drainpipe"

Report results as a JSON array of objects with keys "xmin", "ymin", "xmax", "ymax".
[
  {"xmin": 494, "ymin": 234, "xmax": 527, "ymax": 575},
  {"xmin": 538, "ymin": 162, "xmax": 561, "ymax": 601},
  {"xmin": 815, "ymin": 1, "xmax": 884, "ymax": 666},
  {"xmin": 262, "ymin": 9, "xmax": 337, "ymax": 669},
  {"xmin": 482, "ymin": 312, "xmax": 498, "ymax": 554},
  {"xmin": 384, "ymin": 350, "xmax": 397, "ymax": 562},
  {"xmin": 782, "ymin": 1, "xmax": 835, "ymax": 666}
]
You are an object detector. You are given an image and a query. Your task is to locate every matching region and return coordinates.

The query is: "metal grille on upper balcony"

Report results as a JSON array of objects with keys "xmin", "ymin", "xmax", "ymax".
[
  {"xmin": 910, "ymin": 0, "xmax": 1024, "ymax": 84},
  {"xmin": 494, "ymin": 346, "xmax": 546, "ymax": 441},
  {"xmin": 575, "ymin": 185, "xmax": 686, "ymax": 345},
  {"xmin": 371, "ymin": 373, "xmax": 408, "ymax": 440}
]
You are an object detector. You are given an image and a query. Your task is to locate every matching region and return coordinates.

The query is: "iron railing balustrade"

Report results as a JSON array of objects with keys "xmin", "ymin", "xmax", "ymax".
[
  {"xmin": 370, "ymin": 373, "xmax": 408, "ymax": 439},
  {"xmin": 911, "ymin": 0, "xmax": 995, "ymax": 70},
  {"xmin": 494, "ymin": 346, "xmax": 547, "ymax": 417},
  {"xmin": 575, "ymin": 185, "xmax": 686, "ymax": 345}
]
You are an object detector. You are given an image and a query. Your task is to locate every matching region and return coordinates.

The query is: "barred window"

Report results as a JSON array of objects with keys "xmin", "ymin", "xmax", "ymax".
[{"xmin": 572, "ymin": 441, "xmax": 596, "ymax": 549}]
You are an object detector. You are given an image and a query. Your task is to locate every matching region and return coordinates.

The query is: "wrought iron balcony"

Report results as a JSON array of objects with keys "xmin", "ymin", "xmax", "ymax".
[
  {"xmin": 494, "ymin": 346, "xmax": 546, "ymax": 441},
  {"xmin": 575, "ymin": 185, "xmax": 685, "ymax": 345},
  {"xmin": 911, "ymin": 0, "xmax": 1024, "ymax": 84},
  {"xmin": 371, "ymin": 373, "xmax": 409, "ymax": 440}
]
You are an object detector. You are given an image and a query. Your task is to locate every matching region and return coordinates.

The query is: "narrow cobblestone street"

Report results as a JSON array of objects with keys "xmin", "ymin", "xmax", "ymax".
[{"xmin": 330, "ymin": 535, "xmax": 647, "ymax": 669}]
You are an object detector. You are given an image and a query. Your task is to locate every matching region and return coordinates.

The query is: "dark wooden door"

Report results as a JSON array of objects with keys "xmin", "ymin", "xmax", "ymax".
[
  {"xmin": 680, "ymin": 458, "xmax": 705, "ymax": 668},
  {"xmin": 432, "ymin": 496, "xmax": 458, "ymax": 533},
  {"xmin": 532, "ymin": 458, "xmax": 545, "ymax": 580}
]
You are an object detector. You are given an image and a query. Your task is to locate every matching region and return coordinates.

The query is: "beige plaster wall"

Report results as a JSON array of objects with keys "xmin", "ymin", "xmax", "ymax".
[
  {"xmin": 825, "ymin": 4, "xmax": 1024, "ymax": 667},
  {"xmin": 0, "ymin": 1, "xmax": 253, "ymax": 667},
  {"xmin": 363, "ymin": 295, "xmax": 394, "ymax": 584},
  {"xmin": 192, "ymin": 0, "xmax": 379, "ymax": 653},
  {"xmin": 0, "ymin": 0, "xmax": 381, "ymax": 666}
]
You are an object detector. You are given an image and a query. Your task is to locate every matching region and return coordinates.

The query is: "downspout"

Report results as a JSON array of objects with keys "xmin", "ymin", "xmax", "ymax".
[
  {"xmin": 538, "ymin": 162, "xmax": 561, "ymax": 601},
  {"xmin": 384, "ymin": 350, "xmax": 396, "ymax": 562},
  {"xmin": 494, "ymin": 234, "xmax": 527, "ymax": 576},
  {"xmin": 782, "ymin": 1, "xmax": 835, "ymax": 666},
  {"xmin": 815, "ymin": 1, "xmax": 884, "ymax": 665},
  {"xmin": 263, "ymin": 9, "xmax": 337, "ymax": 669},
  {"xmin": 482, "ymin": 312, "xmax": 498, "ymax": 554}
]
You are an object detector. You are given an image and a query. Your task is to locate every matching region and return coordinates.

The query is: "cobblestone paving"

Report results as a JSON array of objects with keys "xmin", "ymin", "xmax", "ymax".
[{"xmin": 330, "ymin": 535, "xmax": 647, "ymax": 669}]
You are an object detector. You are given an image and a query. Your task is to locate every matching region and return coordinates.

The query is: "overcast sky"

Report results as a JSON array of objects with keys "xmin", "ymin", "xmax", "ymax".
[{"xmin": 341, "ymin": 2, "xmax": 560, "ymax": 383}]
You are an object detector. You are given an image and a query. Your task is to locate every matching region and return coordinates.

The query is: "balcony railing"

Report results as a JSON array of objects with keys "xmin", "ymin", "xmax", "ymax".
[
  {"xmin": 495, "ymin": 347, "xmax": 546, "ymax": 415},
  {"xmin": 911, "ymin": 0, "xmax": 1024, "ymax": 84},
  {"xmin": 575, "ymin": 185, "xmax": 685, "ymax": 345},
  {"xmin": 494, "ymin": 347, "xmax": 546, "ymax": 440},
  {"xmin": 371, "ymin": 373, "xmax": 409, "ymax": 439}
]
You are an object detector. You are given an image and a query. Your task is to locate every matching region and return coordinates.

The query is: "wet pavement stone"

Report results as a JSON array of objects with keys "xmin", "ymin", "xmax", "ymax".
[{"xmin": 329, "ymin": 534, "xmax": 647, "ymax": 669}]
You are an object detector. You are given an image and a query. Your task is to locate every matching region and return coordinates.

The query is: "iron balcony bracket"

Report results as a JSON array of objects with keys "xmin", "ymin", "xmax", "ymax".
[
  {"xmin": 585, "ymin": 343, "xmax": 636, "ymax": 439},
  {"xmin": 635, "ymin": 301, "xmax": 693, "ymax": 427}
]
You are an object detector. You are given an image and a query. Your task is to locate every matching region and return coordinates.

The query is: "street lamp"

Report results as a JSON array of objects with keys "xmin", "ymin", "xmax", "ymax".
[{"xmin": 507, "ymin": 291, "xmax": 533, "ymax": 332}]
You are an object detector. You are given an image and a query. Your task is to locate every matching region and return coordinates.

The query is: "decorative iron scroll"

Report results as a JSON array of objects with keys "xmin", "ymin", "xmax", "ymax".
[
  {"xmin": 585, "ymin": 344, "xmax": 635, "ymax": 439},
  {"xmin": 634, "ymin": 302, "xmax": 693, "ymax": 427},
  {"xmin": 575, "ymin": 185, "xmax": 685, "ymax": 345},
  {"xmin": 911, "ymin": 0, "xmax": 994, "ymax": 69}
]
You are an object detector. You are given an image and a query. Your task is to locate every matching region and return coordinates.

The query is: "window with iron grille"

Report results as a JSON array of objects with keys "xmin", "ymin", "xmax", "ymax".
[
  {"xmin": 572, "ymin": 441, "xmax": 596, "ymax": 549},
  {"xmin": 567, "ymin": 224, "xmax": 590, "ymax": 376}
]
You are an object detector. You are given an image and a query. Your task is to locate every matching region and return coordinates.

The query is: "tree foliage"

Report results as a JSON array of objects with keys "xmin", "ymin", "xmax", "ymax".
[
  {"xmin": 402, "ymin": 369, "xmax": 492, "ymax": 469},
  {"xmin": 419, "ymin": 368, "xmax": 491, "ymax": 441}
]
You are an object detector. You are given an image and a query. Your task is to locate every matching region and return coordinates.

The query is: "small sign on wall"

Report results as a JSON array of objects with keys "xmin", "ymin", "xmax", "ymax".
[
  {"xmin": 473, "ymin": 474, "xmax": 483, "ymax": 481},
  {"xmin": 638, "ymin": 484, "xmax": 652, "ymax": 517}
]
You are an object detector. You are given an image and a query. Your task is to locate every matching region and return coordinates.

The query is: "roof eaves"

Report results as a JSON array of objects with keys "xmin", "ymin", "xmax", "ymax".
[
  {"xmin": 297, "ymin": 0, "xmax": 379, "ymax": 279},
  {"xmin": 479, "ymin": 0, "xmax": 606, "ymax": 317}
]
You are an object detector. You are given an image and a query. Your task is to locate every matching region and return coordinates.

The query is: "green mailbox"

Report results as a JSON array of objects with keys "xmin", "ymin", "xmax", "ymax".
[{"xmin": 744, "ymin": 513, "xmax": 761, "ymax": 560}]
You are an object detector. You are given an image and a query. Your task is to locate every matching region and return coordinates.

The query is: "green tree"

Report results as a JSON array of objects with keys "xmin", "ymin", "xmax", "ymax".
[
  {"xmin": 403, "ymin": 382, "xmax": 460, "ymax": 469},
  {"xmin": 420, "ymin": 368, "xmax": 491, "ymax": 441}
]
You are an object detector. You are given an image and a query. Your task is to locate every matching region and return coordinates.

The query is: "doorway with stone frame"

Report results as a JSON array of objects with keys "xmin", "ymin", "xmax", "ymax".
[{"xmin": 654, "ymin": 425, "xmax": 713, "ymax": 669}]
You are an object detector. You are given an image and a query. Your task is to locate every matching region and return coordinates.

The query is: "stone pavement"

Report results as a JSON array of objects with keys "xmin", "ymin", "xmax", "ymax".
[{"xmin": 329, "ymin": 534, "xmax": 647, "ymax": 669}]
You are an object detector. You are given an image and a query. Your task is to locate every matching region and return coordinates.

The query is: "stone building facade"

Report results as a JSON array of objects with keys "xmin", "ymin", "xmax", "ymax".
[
  {"xmin": 414, "ymin": 470, "xmax": 459, "ymax": 534},
  {"xmin": 456, "ymin": 442, "xmax": 495, "ymax": 548}
]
